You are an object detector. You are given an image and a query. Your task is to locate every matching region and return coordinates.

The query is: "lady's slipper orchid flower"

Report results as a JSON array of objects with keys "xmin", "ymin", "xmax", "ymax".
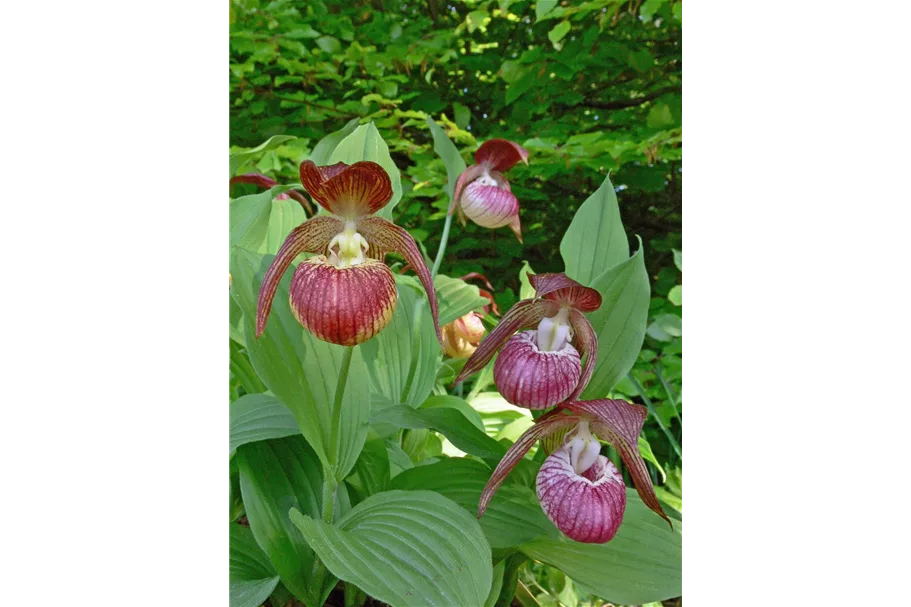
[
  {"xmin": 255, "ymin": 160, "xmax": 442, "ymax": 347},
  {"xmin": 452, "ymin": 139, "xmax": 529, "ymax": 242},
  {"xmin": 454, "ymin": 273, "xmax": 601, "ymax": 409},
  {"xmin": 479, "ymin": 399, "xmax": 672, "ymax": 544}
]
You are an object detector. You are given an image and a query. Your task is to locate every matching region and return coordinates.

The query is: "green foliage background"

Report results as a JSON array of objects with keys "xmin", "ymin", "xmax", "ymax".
[{"xmin": 230, "ymin": 1, "xmax": 682, "ymax": 603}]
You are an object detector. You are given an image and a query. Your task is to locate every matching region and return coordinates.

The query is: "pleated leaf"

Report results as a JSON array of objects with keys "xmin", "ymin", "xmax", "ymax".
[
  {"xmin": 229, "ymin": 393, "xmax": 299, "ymax": 456},
  {"xmin": 370, "ymin": 405, "xmax": 505, "ymax": 462},
  {"xmin": 390, "ymin": 458, "xmax": 555, "ymax": 549},
  {"xmin": 290, "ymin": 490, "xmax": 493, "ymax": 607},
  {"xmin": 560, "ymin": 175, "xmax": 630, "ymax": 286},
  {"xmin": 426, "ymin": 116, "xmax": 467, "ymax": 202},
  {"xmin": 435, "ymin": 274, "xmax": 489, "ymax": 326},
  {"xmin": 361, "ymin": 278, "xmax": 440, "ymax": 408},
  {"xmin": 581, "ymin": 241, "xmax": 650, "ymax": 397},
  {"xmin": 236, "ymin": 437, "xmax": 332, "ymax": 604},
  {"xmin": 229, "ymin": 523, "xmax": 280, "ymax": 607}
]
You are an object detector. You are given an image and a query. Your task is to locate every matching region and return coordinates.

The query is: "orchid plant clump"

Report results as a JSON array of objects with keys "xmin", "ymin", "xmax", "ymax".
[{"xmin": 229, "ymin": 123, "xmax": 680, "ymax": 607}]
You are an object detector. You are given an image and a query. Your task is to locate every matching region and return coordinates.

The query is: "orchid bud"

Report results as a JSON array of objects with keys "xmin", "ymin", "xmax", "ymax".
[
  {"xmin": 452, "ymin": 139, "xmax": 528, "ymax": 242},
  {"xmin": 442, "ymin": 312, "xmax": 486, "ymax": 358}
]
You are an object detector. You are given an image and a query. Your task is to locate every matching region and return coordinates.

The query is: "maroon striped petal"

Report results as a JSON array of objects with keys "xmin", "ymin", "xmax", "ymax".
[
  {"xmin": 255, "ymin": 216, "xmax": 345, "ymax": 338},
  {"xmin": 461, "ymin": 183, "xmax": 520, "ymax": 230},
  {"xmin": 290, "ymin": 257, "xmax": 397, "ymax": 345},
  {"xmin": 451, "ymin": 164, "xmax": 487, "ymax": 216},
  {"xmin": 529, "ymin": 273, "xmax": 602, "ymax": 312},
  {"xmin": 507, "ymin": 212, "xmax": 523, "ymax": 244},
  {"xmin": 494, "ymin": 331, "xmax": 581, "ymax": 409},
  {"xmin": 568, "ymin": 309, "xmax": 598, "ymax": 400},
  {"xmin": 536, "ymin": 446, "xmax": 627, "ymax": 544},
  {"xmin": 566, "ymin": 399, "xmax": 672, "ymax": 527},
  {"xmin": 299, "ymin": 160, "xmax": 392, "ymax": 217},
  {"xmin": 454, "ymin": 298, "xmax": 559, "ymax": 385},
  {"xmin": 230, "ymin": 173, "xmax": 278, "ymax": 189},
  {"xmin": 475, "ymin": 139, "xmax": 529, "ymax": 172},
  {"xmin": 356, "ymin": 215, "xmax": 442, "ymax": 346},
  {"xmin": 478, "ymin": 410, "xmax": 581, "ymax": 517}
]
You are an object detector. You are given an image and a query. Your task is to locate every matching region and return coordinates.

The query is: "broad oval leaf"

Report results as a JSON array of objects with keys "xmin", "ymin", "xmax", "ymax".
[
  {"xmin": 290, "ymin": 490, "xmax": 493, "ymax": 607},
  {"xmin": 230, "ymin": 135, "xmax": 297, "ymax": 177},
  {"xmin": 229, "ymin": 393, "xmax": 299, "ymax": 456},
  {"xmin": 519, "ymin": 490, "xmax": 682, "ymax": 605},
  {"xmin": 236, "ymin": 437, "xmax": 332, "ymax": 604},
  {"xmin": 420, "ymin": 395, "xmax": 485, "ymax": 431},
  {"xmin": 328, "ymin": 122, "xmax": 402, "ymax": 219},
  {"xmin": 426, "ymin": 116, "xmax": 467, "ymax": 202},
  {"xmin": 390, "ymin": 458, "xmax": 555, "ymax": 550},
  {"xmin": 230, "ymin": 187, "xmax": 281, "ymax": 254},
  {"xmin": 309, "ymin": 118, "xmax": 360, "ymax": 165},
  {"xmin": 370, "ymin": 404, "xmax": 505, "ymax": 462},
  {"xmin": 229, "ymin": 523, "xmax": 280, "ymax": 607},
  {"xmin": 361, "ymin": 278, "xmax": 440, "ymax": 408},
  {"xmin": 230, "ymin": 248, "xmax": 370, "ymax": 480},
  {"xmin": 581, "ymin": 240, "xmax": 650, "ymax": 398},
  {"xmin": 259, "ymin": 196, "xmax": 309, "ymax": 255},
  {"xmin": 560, "ymin": 175, "xmax": 630, "ymax": 286},
  {"xmin": 435, "ymin": 274, "xmax": 488, "ymax": 327}
]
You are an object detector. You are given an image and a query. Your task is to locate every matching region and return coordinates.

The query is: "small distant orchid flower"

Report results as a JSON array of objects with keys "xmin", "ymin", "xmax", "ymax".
[
  {"xmin": 255, "ymin": 160, "xmax": 442, "ymax": 347},
  {"xmin": 441, "ymin": 273, "xmax": 499, "ymax": 359},
  {"xmin": 230, "ymin": 172, "xmax": 314, "ymax": 214},
  {"xmin": 479, "ymin": 399, "xmax": 671, "ymax": 544},
  {"xmin": 452, "ymin": 139, "xmax": 529, "ymax": 242},
  {"xmin": 454, "ymin": 273, "xmax": 601, "ymax": 409}
]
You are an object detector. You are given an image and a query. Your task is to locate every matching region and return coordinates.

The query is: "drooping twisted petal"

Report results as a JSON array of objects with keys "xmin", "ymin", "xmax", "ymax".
[
  {"xmin": 478, "ymin": 410, "xmax": 581, "ymax": 517},
  {"xmin": 230, "ymin": 173, "xmax": 314, "ymax": 214},
  {"xmin": 536, "ymin": 447, "xmax": 627, "ymax": 543},
  {"xmin": 507, "ymin": 213, "xmax": 523, "ymax": 243},
  {"xmin": 454, "ymin": 298, "xmax": 559, "ymax": 385},
  {"xmin": 255, "ymin": 216, "xmax": 345, "ymax": 338},
  {"xmin": 356, "ymin": 215, "xmax": 443, "ymax": 346},
  {"xmin": 461, "ymin": 183, "xmax": 520, "ymax": 228},
  {"xmin": 568, "ymin": 308, "xmax": 598, "ymax": 400},
  {"xmin": 529, "ymin": 273, "xmax": 602, "ymax": 312},
  {"xmin": 451, "ymin": 164, "xmax": 488, "ymax": 216},
  {"xmin": 566, "ymin": 399, "xmax": 672, "ymax": 526},
  {"xmin": 494, "ymin": 331, "xmax": 581, "ymax": 409},
  {"xmin": 475, "ymin": 139, "xmax": 529, "ymax": 172},
  {"xmin": 299, "ymin": 160, "xmax": 392, "ymax": 216}
]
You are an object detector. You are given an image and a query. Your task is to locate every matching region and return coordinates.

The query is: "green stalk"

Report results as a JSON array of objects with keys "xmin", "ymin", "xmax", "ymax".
[
  {"xmin": 329, "ymin": 345, "xmax": 355, "ymax": 471},
  {"xmin": 627, "ymin": 372, "xmax": 682, "ymax": 459},
  {"xmin": 430, "ymin": 211, "xmax": 455, "ymax": 279},
  {"xmin": 652, "ymin": 363, "xmax": 681, "ymax": 423},
  {"xmin": 309, "ymin": 345, "xmax": 355, "ymax": 606}
]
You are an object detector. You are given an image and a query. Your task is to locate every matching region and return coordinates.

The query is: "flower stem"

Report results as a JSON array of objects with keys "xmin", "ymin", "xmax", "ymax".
[
  {"xmin": 627, "ymin": 372, "xmax": 682, "ymax": 459},
  {"xmin": 329, "ymin": 345, "xmax": 356, "ymax": 472},
  {"xmin": 430, "ymin": 211, "xmax": 455, "ymax": 279},
  {"xmin": 308, "ymin": 345, "xmax": 355, "ymax": 605}
]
